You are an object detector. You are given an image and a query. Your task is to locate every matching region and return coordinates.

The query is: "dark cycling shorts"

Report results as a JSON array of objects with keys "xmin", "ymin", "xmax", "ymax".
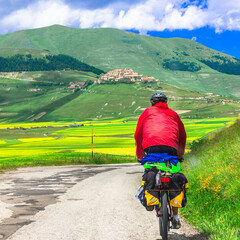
[{"xmin": 144, "ymin": 145, "xmax": 178, "ymax": 157}]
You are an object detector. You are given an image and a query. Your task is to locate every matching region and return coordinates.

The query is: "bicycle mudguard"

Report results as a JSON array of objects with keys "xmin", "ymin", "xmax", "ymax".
[{"xmin": 143, "ymin": 161, "xmax": 181, "ymax": 173}]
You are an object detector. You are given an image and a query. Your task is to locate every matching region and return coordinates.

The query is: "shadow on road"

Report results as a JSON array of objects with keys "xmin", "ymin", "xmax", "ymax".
[{"xmin": 156, "ymin": 232, "xmax": 208, "ymax": 240}]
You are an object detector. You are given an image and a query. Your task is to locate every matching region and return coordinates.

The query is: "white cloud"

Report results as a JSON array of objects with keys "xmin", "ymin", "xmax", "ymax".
[
  {"xmin": 207, "ymin": 0, "xmax": 240, "ymax": 32},
  {"xmin": 77, "ymin": 0, "xmax": 208, "ymax": 31},
  {"xmin": 1, "ymin": 0, "xmax": 240, "ymax": 34},
  {"xmin": 1, "ymin": 0, "xmax": 80, "ymax": 32}
]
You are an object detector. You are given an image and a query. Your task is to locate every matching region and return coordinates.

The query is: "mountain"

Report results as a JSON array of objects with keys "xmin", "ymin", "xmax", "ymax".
[{"xmin": 0, "ymin": 25, "xmax": 240, "ymax": 97}]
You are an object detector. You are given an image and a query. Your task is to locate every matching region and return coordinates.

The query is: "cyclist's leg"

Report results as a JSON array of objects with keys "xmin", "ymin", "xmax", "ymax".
[
  {"xmin": 172, "ymin": 207, "xmax": 181, "ymax": 229},
  {"xmin": 173, "ymin": 207, "xmax": 178, "ymax": 215}
]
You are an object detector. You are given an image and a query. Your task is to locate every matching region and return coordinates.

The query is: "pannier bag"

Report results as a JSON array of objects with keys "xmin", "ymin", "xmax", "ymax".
[
  {"xmin": 135, "ymin": 186, "xmax": 159, "ymax": 207},
  {"xmin": 136, "ymin": 169, "xmax": 159, "ymax": 207},
  {"xmin": 142, "ymin": 169, "xmax": 159, "ymax": 206},
  {"xmin": 136, "ymin": 170, "xmax": 188, "ymax": 208},
  {"xmin": 169, "ymin": 190, "xmax": 185, "ymax": 208},
  {"xmin": 169, "ymin": 172, "xmax": 189, "ymax": 208},
  {"xmin": 144, "ymin": 189, "xmax": 159, "ymax": 206}
]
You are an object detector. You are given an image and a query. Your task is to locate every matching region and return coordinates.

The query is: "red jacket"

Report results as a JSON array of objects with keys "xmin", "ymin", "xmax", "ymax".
[{"xmin": 134, "ymin": 102, "xmax": 186, "ymax": 159}]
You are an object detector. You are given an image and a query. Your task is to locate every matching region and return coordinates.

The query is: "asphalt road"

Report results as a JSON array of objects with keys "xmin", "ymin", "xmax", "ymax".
[{"xmin": 0, "ymin": 164, "xmax": 207, "ymax": 240}]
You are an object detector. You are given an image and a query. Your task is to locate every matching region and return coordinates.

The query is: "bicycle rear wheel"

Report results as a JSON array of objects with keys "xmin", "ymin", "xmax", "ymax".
[{"xmin": 159, "ymin": 191, "xmax": 168, "ymax": 240}]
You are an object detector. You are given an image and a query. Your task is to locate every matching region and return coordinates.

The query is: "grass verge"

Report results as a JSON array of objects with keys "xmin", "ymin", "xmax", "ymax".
[
  {"xmin": 0, "ymin": 152, "xmax": 136, "ymax": 172},
  {"xmin": 181, "ymin": 120, "xmax": 240, "ymax": 240}
]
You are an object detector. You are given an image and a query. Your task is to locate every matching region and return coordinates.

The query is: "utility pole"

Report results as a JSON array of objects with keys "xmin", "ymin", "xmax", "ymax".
[{"xmin": 91, "ymin": 129, "xmax": 94, "ymax": 159}]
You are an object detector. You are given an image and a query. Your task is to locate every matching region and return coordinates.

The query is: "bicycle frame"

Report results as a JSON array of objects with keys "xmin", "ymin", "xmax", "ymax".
[
  {"xmin": 151, "ymin": 162, "xmax": 174, "ymax": 240},
  {"xmin": 155, "ymin": 191, "xmax": 173, "ymax": 215}
]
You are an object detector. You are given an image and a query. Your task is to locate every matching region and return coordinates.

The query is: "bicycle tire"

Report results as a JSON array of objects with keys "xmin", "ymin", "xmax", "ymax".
[{"xmin": 159, "ymin": 191, "xmax": 168, "ymax": 240}]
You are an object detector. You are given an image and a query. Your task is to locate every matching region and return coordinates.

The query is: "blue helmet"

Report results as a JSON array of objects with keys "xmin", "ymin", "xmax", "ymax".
[{"xmin": 150, "ymin": 92, "xmax": 167, "ymax": 105}]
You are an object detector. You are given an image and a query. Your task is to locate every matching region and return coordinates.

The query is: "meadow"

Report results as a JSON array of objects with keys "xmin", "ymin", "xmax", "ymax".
[{"xmin": 0, "ymin": 117, "xmax": 237, "ymax": 169}]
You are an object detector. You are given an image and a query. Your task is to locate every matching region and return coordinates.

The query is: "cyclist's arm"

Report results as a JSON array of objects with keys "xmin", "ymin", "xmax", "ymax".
[
  {"xmin": 175, "ymin": 114, "xmax": 186, "ymax": 158},
  {"xmin": 134, "ymin": 110, "xmax": 148, "ymax": 159}
]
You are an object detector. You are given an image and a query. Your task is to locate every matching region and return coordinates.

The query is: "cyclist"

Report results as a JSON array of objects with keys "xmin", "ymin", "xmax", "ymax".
[{"xmin": 134, "ymin": 92, "xmax": 186, "ymax": 229}]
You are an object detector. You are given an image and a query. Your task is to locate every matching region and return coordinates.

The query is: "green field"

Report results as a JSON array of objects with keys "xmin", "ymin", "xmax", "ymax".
[{"xmin": 0, "ymin": 117, "xmax": 237, "ymax": 166}]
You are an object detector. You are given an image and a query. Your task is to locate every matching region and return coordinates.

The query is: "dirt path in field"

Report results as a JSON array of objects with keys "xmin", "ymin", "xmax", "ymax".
[{"xmin": 0, "ymin": 164, "xmax": 207, "ymax": 240}]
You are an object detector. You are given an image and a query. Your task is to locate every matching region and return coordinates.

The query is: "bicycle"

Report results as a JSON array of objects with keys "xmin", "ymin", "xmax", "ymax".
[{"xmin": 143, "ymin": 161, "xmax": 182, "ymax": 240}]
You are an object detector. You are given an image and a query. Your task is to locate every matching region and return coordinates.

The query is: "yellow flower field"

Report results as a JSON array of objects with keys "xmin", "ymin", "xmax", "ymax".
[{"xmin": 0, "ymin": 117, "xmax": 238, "ymax": 161}]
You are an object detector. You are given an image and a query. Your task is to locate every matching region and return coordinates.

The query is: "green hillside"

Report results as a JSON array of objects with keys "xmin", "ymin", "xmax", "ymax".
[
  {"xmin": 0, "ymin": 69, "xmax": 239, "ymax": 122},
  {"xmin": 0, "ymin": 25, "xmax": 240, "ymax": 97},
  {"xmin": 182, "ymin": 120, "xmax": 240, "ymax": 239},
  {"xmin": 43, "ymin": 82, "xmax": 240, "ymax": 121},
  {"xmin": 0, "ymin": 70, "xmax": 98, "ymax": 121}
]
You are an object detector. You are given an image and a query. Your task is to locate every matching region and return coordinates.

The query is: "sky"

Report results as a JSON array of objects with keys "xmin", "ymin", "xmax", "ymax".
[{"xmin": 1, "ymin": 0, "xmax": 240, "ymax": 58}]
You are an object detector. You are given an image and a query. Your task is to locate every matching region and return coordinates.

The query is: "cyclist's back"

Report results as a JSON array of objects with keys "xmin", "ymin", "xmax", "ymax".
[{"xmin": 134, "ymin": 93, "xmax": 186, "ymax": 161}]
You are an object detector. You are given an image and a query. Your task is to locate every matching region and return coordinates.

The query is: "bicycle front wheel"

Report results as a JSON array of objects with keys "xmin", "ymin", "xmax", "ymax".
[{"xmin": 159, "ymin": 191, "xmax": 168, "ymax": 240}]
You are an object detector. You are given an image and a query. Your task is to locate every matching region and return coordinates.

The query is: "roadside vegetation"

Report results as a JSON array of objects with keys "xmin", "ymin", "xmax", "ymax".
[
  {"xmin": 182, "ymin": 120, "xmax": 240, "ymax": 240},
  {"xmin": 0, "ymin": 152, "xmax": 135, "ymax": 172}
]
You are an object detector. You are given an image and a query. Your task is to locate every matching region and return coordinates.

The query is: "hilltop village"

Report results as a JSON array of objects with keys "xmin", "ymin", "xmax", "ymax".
[
  {"xmin": 94, "ymin": 68, "xmax": 159, "ymax": 84},
  {"xmin": 91, "ymin": 68, "xmax": 237, "ymax": 104}
]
